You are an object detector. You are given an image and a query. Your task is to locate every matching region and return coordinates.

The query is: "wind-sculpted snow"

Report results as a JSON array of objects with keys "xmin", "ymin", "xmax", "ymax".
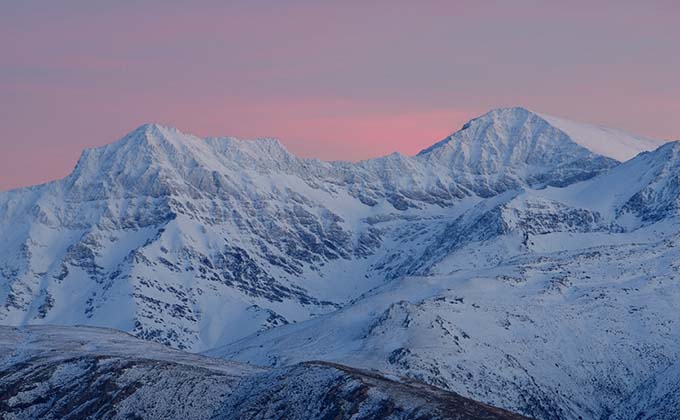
[
  {"xmin": 0, "ymin": 325, "xmax": 528, "ymax": 420},
  {"xmin": 536, "ymin": 112, "xmax": 666, "ymax": 162},
  {"xmin": 1, "ymin": 107, "xmax": 644, "ymax": 351}
]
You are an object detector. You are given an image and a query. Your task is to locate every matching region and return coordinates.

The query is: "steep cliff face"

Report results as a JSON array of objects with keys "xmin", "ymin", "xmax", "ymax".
[
  {"xmin": 213, "ymin": 219, "xmax": 680, "ymax": 420},
  {"xmin": 0, "ymin": 107, "xmax": 677, "ymax": 420},
  {"xmin": 0, "ymin": 107, "xmax": 640, "ymax": 351},
  {"xmin": 210, "ymin": 140, "xmax": 680, "ymax": 420}
]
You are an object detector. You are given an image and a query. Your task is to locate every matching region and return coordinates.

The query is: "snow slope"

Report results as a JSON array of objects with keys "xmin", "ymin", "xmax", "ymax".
[
  {"xmin": 537, "ymin": 111, "xmax": 666, "ymax": 161},
  {"xmin": 211, "ymin": 141, "xmax": 680, "ymax": 420},
  {"xmin": 214, "ymin": 227, "xmax": 680, "ymax": 419},
  {"xmin": 0, "ymin": 107, "xmax": 676, "ymax": 420},
  {"xmin": 0, "ymin": 107, "xmax": 635, "ymax": 351}
]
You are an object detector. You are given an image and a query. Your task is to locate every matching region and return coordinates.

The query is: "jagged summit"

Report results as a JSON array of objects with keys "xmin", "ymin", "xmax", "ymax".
[
  {"xmin": 410, "ymin": 107, "xmax": 619, "ymax": 193},
  {"xmin": 417, "ymin": 107, "xmax": 600, "ymax": 165},
  {"xmin": 60, "ymin": 107, "xmax": 660, "ymax": 198},
  {"xmin": 72, "ymin": 123, "xmax": 201, "ymax": 171},
  {"xmin": 78, "ymin": 122, "xmax": 292, "ymax": 163},
  {"xmin": 63, "ymin": 108, "xmax": 665, "ymax": 190},
  {"xmin": 417, "ymin": 107, "xmax": 533, "ymax": 156},
  {"xmin": 2, "ymin": 108, "xmax": 680, "ymax": 420},
  {"xmin": 418, "ymin": 107, "xmax": 664, "ymax": 163}
]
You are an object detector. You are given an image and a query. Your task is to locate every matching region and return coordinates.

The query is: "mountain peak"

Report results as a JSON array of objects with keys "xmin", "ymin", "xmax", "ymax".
[
  {"xmin": 418, "ymin": 107, "xmax": 665, "ymax": 163},
  {"xmin": 417, "ymin": 107, "xmax": 543, "ymax": 157},
  {"xmin": 134, "ymin": 122, "xmax": 177, "ymax": 134},
  {"xmin": 63, "ymin": 125, "xmax": 301, "ymax": 200},
  {"xmin": 123, "ymin": 122, "xmax": 201, "ymax": 148},
  {"xmin": 72, "ymin": 124, "xmax": 295, "ymax": 178},
  {"xmin": 72, "ymin": 123, "xmax": 201, "ymax": 172},
  {"xmin": 418, "ymin": 106, "xmax": 613, "ymax": 168}
]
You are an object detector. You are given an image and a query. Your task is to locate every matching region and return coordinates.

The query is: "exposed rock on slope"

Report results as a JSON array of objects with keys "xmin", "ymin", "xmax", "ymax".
[
  {"xmin": 0, "ymin": 107, "xmax": 675, "ymax": 420},
  {"xmin": 0, "ymin": 107, "xmax": 649, "ymax": 351},
  {"xmin": 211, "ymin": 141, "xmax": 680, "ymax": 420},
  {"xmin": 0, "ymin": 325, "xmax": 528, "ymax": 420}
]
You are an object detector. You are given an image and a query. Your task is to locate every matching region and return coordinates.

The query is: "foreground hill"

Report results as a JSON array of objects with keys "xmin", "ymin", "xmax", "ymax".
[{"xmin": 0, "ymin": 325, "xmax": 528, "ymax": 420}]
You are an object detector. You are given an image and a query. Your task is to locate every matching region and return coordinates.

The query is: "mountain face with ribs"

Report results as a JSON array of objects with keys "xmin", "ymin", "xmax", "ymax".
[
  {"xmin": 1, "ymin": 107, "xmax": 678, "ymax": 420},
  {"xmin": 0, "ymin": 107, "xmax": 637, "ymax": 351},
  {"xmin": 212, "ymin": 135, "xmax": 680, "ymax": 419}
]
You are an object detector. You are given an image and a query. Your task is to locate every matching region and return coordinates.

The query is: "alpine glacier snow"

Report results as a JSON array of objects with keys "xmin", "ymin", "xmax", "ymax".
[{"xmin": 0, "ymin": 107, "xmax": 677, "ymax": 420}]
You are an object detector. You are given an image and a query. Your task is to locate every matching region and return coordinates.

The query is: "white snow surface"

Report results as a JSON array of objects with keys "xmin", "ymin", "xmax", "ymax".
[
  {"xmin": 212, "ymin": 198, "xmax": 680, "ymax": 419},
  {"xmin": 537, "ymin": 111, "xmax": 665, "ymax": 161},
  {"xmin": 1, "ymin": 107, "xmax": 679, "ymax": 420},
  {"xmin": 1, "ymin": 107, "xmax": 650, "ymax": 351}
]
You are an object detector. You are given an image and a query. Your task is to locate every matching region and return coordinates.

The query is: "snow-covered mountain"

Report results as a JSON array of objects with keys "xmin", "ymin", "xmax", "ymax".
[
  {"xmin": 1, "ymin": 107, "xmax": 649, "ymax": 351},
  {"xmin": 0, "ymin": 325, "xmax": 528, "ymax": 420},
  {"xmin": 211, "ymin": 138, "xmax": 680, "ymax": 420},
  {"xmin": 535, "ymin": 111, "xmax": 666, "ymax": 162},
  {"xmin": 0, "ymin": 106, "xmax": 677, "ymax": 420}
]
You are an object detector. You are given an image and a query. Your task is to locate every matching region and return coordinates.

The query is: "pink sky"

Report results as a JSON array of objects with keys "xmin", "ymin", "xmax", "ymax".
[{"xmin": 1, "ymin": 1, "xmax": 679, "ymax": 191}]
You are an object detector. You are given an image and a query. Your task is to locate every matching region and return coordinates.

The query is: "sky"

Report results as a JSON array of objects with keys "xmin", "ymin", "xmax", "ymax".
[{"xmin": 1, "ymin": 0, "xmax": 679, "ymax": 191}]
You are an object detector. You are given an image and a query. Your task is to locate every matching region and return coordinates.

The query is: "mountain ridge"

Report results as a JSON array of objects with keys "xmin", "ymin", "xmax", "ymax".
[
  {"xmin": 212, "ymin": 140, "xmax": 680, "ymax": 418},
  {"xmin": 1, "ymin": 107, "xmax": 679, "ymax": 420},
  {"xmin": 0, "ymin": 108, "xmax": 670, "ymax": 351},
  {"xmin": 3, "ymin": 107, "xmax": 665, "ymax": 196}
]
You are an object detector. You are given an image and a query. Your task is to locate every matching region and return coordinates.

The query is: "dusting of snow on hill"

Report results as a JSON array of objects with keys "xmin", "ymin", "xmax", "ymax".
[{"xmin": 0, "ymin": 325, "xmax": 528, "ymax": 420}]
